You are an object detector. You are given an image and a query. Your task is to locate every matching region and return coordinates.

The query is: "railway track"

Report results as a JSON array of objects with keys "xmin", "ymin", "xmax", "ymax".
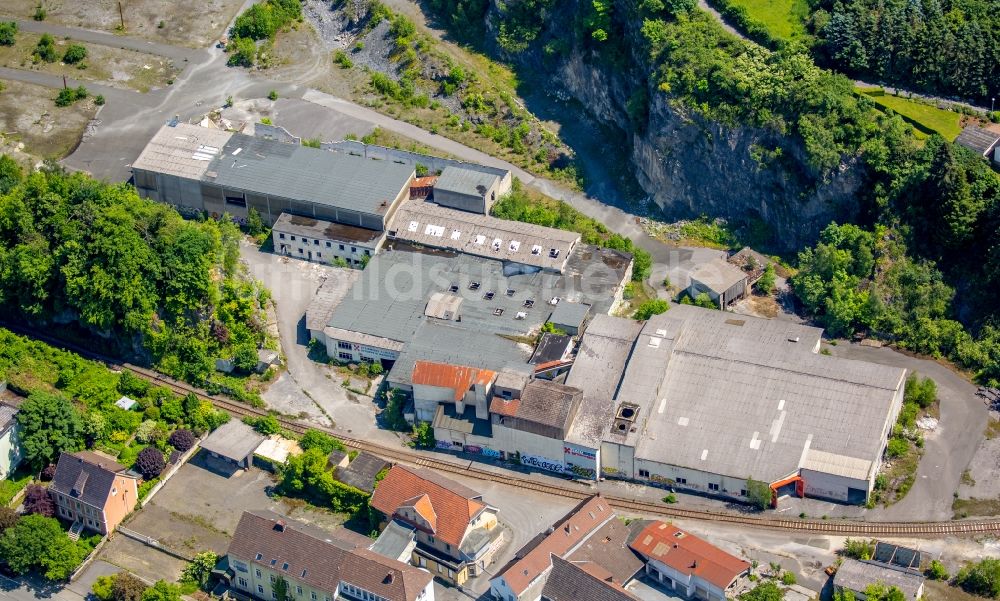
[{"xmin": 7, "ymin": 324, "xmax": 1000, "ymax": 537}]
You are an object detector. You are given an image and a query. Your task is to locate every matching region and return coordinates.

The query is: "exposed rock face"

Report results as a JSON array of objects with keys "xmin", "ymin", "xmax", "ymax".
[{"xmin": 485, "ymin": 1, "xmax": 864, "ymax": 249}]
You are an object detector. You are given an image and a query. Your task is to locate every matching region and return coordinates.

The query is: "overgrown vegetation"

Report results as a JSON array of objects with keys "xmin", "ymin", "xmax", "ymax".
[
  {"xmin": 491, "ymin": 179, "xmax": 651, "ymax": 281},
  {"xmin": 0, "ymin": 161, "xmax": 274, "ymax": 398},
  {"xmin": 227, "ymin": 0, "xmax": 302, "ymax": 67}
]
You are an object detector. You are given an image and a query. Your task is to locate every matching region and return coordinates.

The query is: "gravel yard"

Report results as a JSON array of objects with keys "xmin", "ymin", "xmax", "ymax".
[
  {"xmin": 0, "ymin": 0, "xmax": 245, "ymax": 48},
  {"xmin": 0, "ymin": 78, "xmax": 97, "ymax": 162}
]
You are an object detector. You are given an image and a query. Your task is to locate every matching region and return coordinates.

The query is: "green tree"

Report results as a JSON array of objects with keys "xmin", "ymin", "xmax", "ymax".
[
  {"xmin": 412, "ymin": 422, "xmax": 435, "ymax": 449},
  {"xmin": 0, "ymin": 21, "xmax": 17, "ymax": 46},
  {"xmin": 182, "ymin": 551, "xmax": 219, "ymax": 587},
  {"xmin": 62, "ymin": 44, "xmax": 87, "ymax": 64},
  {"xmin": 299, "ymin": 430, "xmax": 345, "ymax": 454},
  {"xmin": 140, "ymin": 581, "xmax": 182, "ymax": 601},
  {"xmin": 17, "ymin": 392, "xmax": 85, "ymax": 469},
  {"xmin": 247, "ymin": 207, "xmax": 266, "ymax": 236},
  {"xmin": 739, "ymin": 581, "xmax": 784, "ymax": 601},
  {"xmin": 233, "ymin": 343, "xmax": 259, "ymax": 372},
  {"xmin": 904, "ymin": 374, "xmax": 937, "ymax": 409},
  {"xmin": 246, "ymin": 415, "xmax": 280, "ymax": 435},
  {"xmin": 926, "ymin": 560, "xmax": 949, "ymax": 581},
  {"xmin": 756, "ymin": 264, "xmax": 776, "ymax": 294},
  {"xmin": 843, "ymin": 538, "xmax": 875, "ymax": 560},
  {"xmin": 112, "ymin": 572, "xmax": 148, "ymax": 601},
  {"xmin": 0, "ymin": 154, "xmax": 22, "ymax": 194},
  {"xmin": 93, "ymin": 575, "xmax": 115, "ymax": 601},
  {"xmin": 633, "ymin": 299, "xmax": 669, "ymax": 320},
  {"xmin": 745, "ymin": 477, "xmax": 772, "ymax": 510},
  {"xmin": 0, "ymin": 514, "xmax": 85, "ymax": 580},
  {"xmin": 273, "ymin": 576, "xmax": 290, "ymax": 601},
  {"xmin": 957, "ymin": 558, "xmax": 1000, "ymax": 598}
]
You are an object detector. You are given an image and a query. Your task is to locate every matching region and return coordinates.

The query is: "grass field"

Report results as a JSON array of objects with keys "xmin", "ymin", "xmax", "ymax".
[
  {"xmin": 861, "ymin": 89, "xmax": 964, "ymax": 141},
  {"xmin": 728, "ymin": 0, "xmax": 810, "ymax": 40}
]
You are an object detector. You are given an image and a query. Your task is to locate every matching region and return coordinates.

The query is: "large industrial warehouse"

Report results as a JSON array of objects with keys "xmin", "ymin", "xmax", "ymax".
[
  {"xmin": 130, "ymin": 121, "xmax": 415, "ymax": 245},
  {"xmin": 567, "ymin": 305, "xmax": 906, "ymax": 504}
]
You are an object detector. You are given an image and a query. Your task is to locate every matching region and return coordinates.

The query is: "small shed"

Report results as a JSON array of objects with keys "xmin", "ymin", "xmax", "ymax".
[
  {"xmin": 370, "ymin": 519, "xmax": 417, "ymax": 563},
  {"xmin": 688, "ymin": 257, "xmax": 748, "ymax": 308},
  {"xmin": 255, "ymin": 349, "xmax": 280, "ymax": 374},
  {"xmin": 834, "ymin": 559, "xmax": 925, "ymax": 601},
  {"xmin": 200, "ymin": 420, "xmax": 265, "ymax": 470},
  {"xmin": 548, "ymin": 301, "xmax": 591, "ymax": 336},
  {"xmin": 115, "ymin": 396, "xmax": 138, "ymax": 411},
  {"xmin": 327, "ymin": 449, "xmax": 349, "ymax": 470},
  {"xmin": 432, "ymin": 166, "xmax": 502, "ymax": 214},
  {"xmin": 335, "ymin": 451, "xmax": 390, "ymax": 493},
  {"xmin": 253, "ymin": 435, "xmax": 302, "ymax": 470}
]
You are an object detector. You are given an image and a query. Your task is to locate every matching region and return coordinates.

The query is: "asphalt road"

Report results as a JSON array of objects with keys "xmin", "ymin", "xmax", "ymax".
[{"xmin": 13, "ymin": 19, "xmax": 202, "ymax": 62}]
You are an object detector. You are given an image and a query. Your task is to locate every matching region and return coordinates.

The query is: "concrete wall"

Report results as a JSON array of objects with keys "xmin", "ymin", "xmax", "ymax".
[
  {"xmin": 323, "ymin": 140, "xmax": 513, "ymax": 199},
  {"xmin": 801, "ymin": 468, "xmax": 870, "ymax": 503},
  {"xmin": 324, "ymin": 337, "xmax": 400, "ymax": 366},
  {"xmin": 644, "ymin": 558, "xmax": 738, "ymax": 601},
  {"xmin": 0, "ymin": 423, "xmax": 21, "ymax": 480},
  {"xmin": 491, "ymin": 424, "xmax": 566, "ymax": 473}
]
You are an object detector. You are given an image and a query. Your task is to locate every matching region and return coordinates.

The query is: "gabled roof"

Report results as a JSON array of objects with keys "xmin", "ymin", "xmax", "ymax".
[
  {"xmin": 690, "ymin": 257, "xmax": 747, "ymax": 293},
  {"xmin": 0, "ymin": 403, "xmax": 18, "ymax": 434},
  {"xmin": 493, "ymin": 495, "xmax": 615, "ymax": 595},
  {"xmin": 370, "ymin": 465, "xmax": 487, "ymax": 548},
  {"xmin": 200, "ymin": 419, "xmax": 265, "ymax": 462},
  {"xmin": 955, "ymin": 126, "xmax": 1000, "ymax": 157},
  {"xmin": 411, "ymin": 361, "xmax": 496, "ymax": 402},
  {"xmin": 227, "ymin": 511, "xmax": 431, "ymax": 601},
  {"xmin": 50, "ymin": 451, "xmax": 134, "ymax": 508},
  {"xmin": 489, "ymin": 380, "xmax": 583, "ymax": 431},
  {"xmin": 834, "ymin": 559, "xmax": 925, "ymax": 600},
  {"xmin": 540, "ymin": 556, "xmax": 640, "ymax": 601},
  {"xmin": 629, "ymin": 521, "xmax": 749, "ymax": 590}
]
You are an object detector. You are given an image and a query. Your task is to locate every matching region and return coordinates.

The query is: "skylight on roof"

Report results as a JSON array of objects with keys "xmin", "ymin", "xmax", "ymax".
[
  {"xmin": 515, "ymin": 312, "xmax": 527, "ymax": 320},
  {"xmin": 531, "ymin": 245, "xmax": 542, "ymax": 256},
  {"xmin": 475, "ymin": 235, "xmax": 486, "ymax": 245},
  {"xmin": 509, "ymin": 240, "xmax": 520, "ymax": 252},
  {"xmin": 505, "ymin": 288, "xmax": 515, "ymax": 297},
  {"xmin": 484, "ymin": 291, "xmax": 495, "ymax": 300},
  {"xmin": 450, "ymin": 230, "xmax": 461, "ymax": 240},
  {"xmin": 408, "ymin": 221, "xmax": 419, "ymax": 232},
  {"xmin": 469, "ymin": 282, "xmax": 481, "ymax": 290},
  {"xmin": 493, "ymin": 308, "xmax": 504, "ymax": 316},
  {"xmin": 492, "ymin": 238, "xmax": 503, "ymax": 251},
  {"xmin": 425, "ymin": 224, "xmax": 445, "ymax": 237}
]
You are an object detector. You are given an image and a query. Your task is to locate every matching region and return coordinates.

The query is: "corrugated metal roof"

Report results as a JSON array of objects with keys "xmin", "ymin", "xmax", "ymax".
[
  {"xmin": 434, "ymin": 166, "xmax": 500, "ymax": 198},
  {"xmin": 209, "ymin": 134, "xmax": 414, "ymax": 219},
  {"xmin": 412, "ymin": 360, "xmax": 496, "ymax": 401},
  {"xmin": 955, "ymin": 126, "xmax": 1000, "ymax": 156},
  {"xmin": 801, "ymin": 448, "xmax": 872, "ymax": 481},
  {"xmin": 549, "ymin": 301, "xmax": 591, "ymax": 328},
  {"xmin": 201, "ymin": 420, "xmax": 265, "ymax": 461},
  {"xmin": 834, "ymin": 559, "xmax": 925, "ymax": 600},
  {"xmin": 131, "ymin": 122, "xmax": 233, "ymax": 180},
  {"xmin": 690, "ymin": 257, "xmax": 747, "ymax": 294}
]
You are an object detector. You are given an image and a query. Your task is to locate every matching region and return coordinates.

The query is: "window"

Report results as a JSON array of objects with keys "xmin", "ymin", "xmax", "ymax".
[
  {"xmin": 337, "ymin": 341, "xmax": 352, "ymax": 350},
  {"xmin": 270, "ymin": 575, "xmax": 276, "ymax": 583},
  {"xmin": 298, "ymin": 248, "xmax": 303, "ymax": 254},
  {"xmin": 428, "ymin": 535, "xmax": 434, "ymax": 543},
  {"xmin": 282, "ymin": 563, "xmax": 289, "ymax": 571},
  {"xmin": 225, "ymin": 195, "xmax": 247, "ymax": 207},
  {"xmin": 256, "ymin": 554, "xmax": 263, "ymax": 560},
  {"xmin": 708, "ymin": 483, "xmax": 720, "ymax": 491},
  {"xmin": 448, "ymin": 569, "xmax": 455, "ymax": 578},
  {"xmin": 257, "ymin": 586, "xmax": 264, "ymax": 594},
  {"xmin": 365, "ymin": 250, "xmax": 371, "ymax": 256},
  {"xmin": 310, "ymin": 592, "xmax": 317, "ymax": 601},
  {"xmin": 272, "ymin": 592, "xmax": 277, "ymax": 600},
  {"xmin": 437, "ymin": 564, "xmax": 443, "ymax": 573},
  {"xmin": 255, "ymin": 569, "xmax": 262, "ymax": 578},
  {"xmin": 445, "ymin": 543, "xmax": 450, "ymax": 551},
  {"xmin": 676, "ymin": 477, "xmax": 687, "ymax": 484},
  {"xmin": 338, "ymin": 352, "xmax": 352, "ymax": 361},
  {"xmin": 351, "ymin": 247, "xmax": 357, "ymax": 253},
  {"xmin": 302, "ymin": 238, "xmax": 309, "ymax": 245},
  {"xmin": 111, "ymin": 487, "xmax": 117, "ymax": 495},
  {"xmin": 238, "ymin": 578, "xmax": 247, "ymax": 588},
  {"xmin": 638, "ymin": 469, "xmax": 650, "ymax": 478},
  {"xmin": 296, "ymin": 586, "xmax": 303, "ymax": 596},
  {"xmin": 339, "ymin": 244, "xmax": 345, "ymax": 250},
  {"xmin": 290, "ymin": 235, "xmax": 296, "ymax": 241},
  {"xmin": 279, "ymin": 233, "xmax": 286, "ymax": 239},
  {"xmin": 740, "ymin": 489, "xmax": 748, "ymax": 497},
  {"xmin": 326, "ymin": 241, "xmax": 331, "ymax": 248},
  {"xmin": 270, "ymin": 560, "xmax": 277, "ymax": 567},
  {"xmin": 316, "ymin": 252, "xmax": 321, "ymax": 258},
  {"xmin": 313, "ymin": 239, "xmax": 319, "ymax": 246}
]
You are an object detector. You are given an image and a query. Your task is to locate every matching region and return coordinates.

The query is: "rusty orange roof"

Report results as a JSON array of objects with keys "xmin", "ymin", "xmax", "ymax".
[
  {"xmin": 411, "ymin": 176, "xmax": 438, "ymax": 187},
  {"xmin": 494, "ymin": 495, "xmax": 614, "ymax": 595},
  {"xmin": 411, "ymin": 361, "xmax": 496, "ymax": 402},
  {"xmin": 489, "ymin": 396, "xmax": 520, "ymax": 417},
  {"xmin": 629, "ymin": 521, "xmax": 749, "ymax": 590},
  {"xmin": 371, "ymin": 465, "xmax": 487, "ymax": 548}
]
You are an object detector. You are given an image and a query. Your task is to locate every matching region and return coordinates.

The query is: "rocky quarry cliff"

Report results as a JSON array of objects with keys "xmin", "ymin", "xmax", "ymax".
[{"xmin": 483, "ymin": 0, "xmax": 864, "ymax": 250}]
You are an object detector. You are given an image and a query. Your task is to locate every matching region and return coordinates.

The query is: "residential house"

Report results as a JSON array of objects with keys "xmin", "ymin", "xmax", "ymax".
[
  {"xmin": 490, "ymin": 495, "xmax": 641, "ymax": 601},
  {"xmin": 370, "ymin": 465, "xmax": 503, "ymax": 586},
  {"xmin": 540, "ymin": 556, "xmax": 640, "ymax": 601},
  {"xmin": 628, "ymin": 521, "xmax": 750, "ymax": 601},
  {"xmin": 227, "ymin": 510, "xmax": 434, "ymax": 601},
  {"xmin": 834, "ymin": 559, "xmax": 925, "ymax": 601},
  {"xmin": 0, "ymin": 404, "xmax": 21, "ymax": 480},
  {"xmin": 49, "ymin": 451, "xmax": 140, "ymax": 535}
]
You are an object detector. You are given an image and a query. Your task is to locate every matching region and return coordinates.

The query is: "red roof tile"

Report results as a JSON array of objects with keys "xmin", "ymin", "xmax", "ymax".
[
  {"xmin": 629, "ymin": 521, "xmax": 749, "ymax": 590},
  {"xmin": 494, "ymin": 495, "xmax": 615, "ymax": 595},
  {"xmin": 370, "ymin": 465, "xmax": 486, "ymax": 548},
  {"xmin": 412, "ymin": 361, "xmax": 496, "ymax": 402}
]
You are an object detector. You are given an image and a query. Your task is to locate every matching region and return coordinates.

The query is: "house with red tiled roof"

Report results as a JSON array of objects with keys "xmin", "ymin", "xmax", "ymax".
[
  {"xmin": 370, "ymin": 465, "xmax": 503, "ymax": 586},
  {"xmin": 540, "ymin": 556, "xmax": 640, "ymax": 601},
  {"xmin": 489, "ymin": 494, "xmax": 642, "ymax": 601},
  {"xmin": 412, "ymin": 360, "xmax": 497, "ymax": 422},
  {"xmin": 629, "ymin": 521, "xmax": 750, "ymax": 601}
]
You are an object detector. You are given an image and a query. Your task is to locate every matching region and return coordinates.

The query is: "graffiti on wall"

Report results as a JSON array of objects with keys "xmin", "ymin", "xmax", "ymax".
[{"xmin": 520, "ymin": 453, "xmax": 565, "ymax": 474}]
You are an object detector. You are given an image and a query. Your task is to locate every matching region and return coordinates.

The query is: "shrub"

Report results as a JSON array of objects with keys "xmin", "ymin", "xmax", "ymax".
[
  {"xmin": 227, "ymin": 37, "xmax": 256, "ymax": 67},
  {"xmin": 34, "ymin": 34, "xmax": 57, "ymax": 62},
  {"xmin": 781, "ymin": 571, "xmax": 797, "ymax": 585},
  {"xmin": 0, "ymin": 507, "xmax": 20, "ymax": 533},
  {"xmin": 245, "ymin": 415, "xmax": 281, "ymax": 435},
  {"xmin": 633, "ymin": 299, "xmax": 669, "ymax": 321},
  {"xmin": 62, "ymin": 44, "xmax": 88, "ymax": 64},
  {"xmin": 411, "ymin": 422, "xmax": 434, "ymax": 449},
  {"xmin": 23, "ymin": 484, "xmax": 54, "ymax": 517},
  {"xmin": 333, "ymin": 50, "xmax": 353, "ymax": 68},
  {"xmin": 957, "ymin": 558, "xmax": 1000, "ymax": 598},
  {"xmin": 663, "ymin": 493, "xmax": 677, "ymax": 503},
  {"xmin": 926, "ymin": 560, "xmax": 949, "ymax": 581},
  {"xmin": 33, "ymin": 6, "xmax": 46, "ymax": 21},
  {"xmin": 95, "ymin": 94, "xmax": 106, "ymax": 106},
  {"xmin": 182, "ymin": 551, "xmax": 219, "ymax": 587},
  {"xmin": 135, "ymin": 447, "xmax": 166, "ymax": 480},
  {"xmin": 843, "ymin": 538, "xmax": 875, "ymax": 560},
  {"xmin": 904, "ymin": 374, "xmax": 937, "ymax": 409},
  {"xmin": 55, "ymin": 86, "xmax": 89, "ymax": 107},
  {"xmin": 268, "ymin": 89, "xmax": 278, "ymax": 101},
  {"xmin": 168, "ymin": 428, "xmax": 196, "ymax": 452},
  {"xmin": 299, "ymin": 430, "xmax": 345, "ymax": 454},
  {"xmin": 0, "ymin": 21, "xmax": 17, "ymax": 46},
  {"xmin": 886, "ymin": 437, "xmax": 908, "ymax": 459}
]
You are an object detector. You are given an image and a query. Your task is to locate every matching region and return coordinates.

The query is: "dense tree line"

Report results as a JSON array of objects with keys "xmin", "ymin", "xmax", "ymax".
[
  {"xmin": 811, "ymin": 0, "xmax": 1000, "ymax": 104},
  {"xmin": 0, "ymin": 158, "xmax": 271, "ymax": 385}
]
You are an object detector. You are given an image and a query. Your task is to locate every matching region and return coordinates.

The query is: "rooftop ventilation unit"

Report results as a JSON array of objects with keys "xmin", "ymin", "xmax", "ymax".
[
  {"xmin": 549, "ymin": 248, "xmax": 560, "ymax": 258},
  {"xmin": 469, "ymin": 282, "xmax": 481, "ymax": 291},
  {"xmin": 484, "ymin": 291, "xmax": 495, "ymax": 300},
  {"xmin": 505, "ymin": 288, "xmax": 516, "ymax": 297},
  {"xmin": 448, "ymin": 284, "xmax": 459, "ymax": 293},
  {"xmin": 531, "ymin": 245, "xmax": 543, "ymax": 256},
  {"xmin": 523, "ymin": 299, "xmax": 535, "ymax": 308},
  {"xmin": 549, "ymin": 297, "xmax": 560, "ymax": 305},
  {"xmin": 493, "ymin": 308, "xmax": 504, "ymax": 316},
  {"xmin": 515, "ymin": 312, "xmax": 527, "ymax": 320}
]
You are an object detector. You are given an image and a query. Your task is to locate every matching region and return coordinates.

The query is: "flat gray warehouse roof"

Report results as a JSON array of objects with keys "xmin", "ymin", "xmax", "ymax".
[
  {"xmin": 201, "ymin": 419, "xmax": 265, "ymax": 462},
  {"xmin": 690, "ymin": 257, "xmax": 747, "ymax": 294},
  {"xmin": 209, "ymin": 134, "xmax": 413, "ymax": 218},
  {"xmin": 434, "ymin": 166, "xmax": 500, "ymax": 197},
  {"xmin": 132, "ymin": 122, "xmax": 234, "ymax": 180},
  {"xmin": 834, "ymin": 559, "xmax": 924, "ymax": 600}
]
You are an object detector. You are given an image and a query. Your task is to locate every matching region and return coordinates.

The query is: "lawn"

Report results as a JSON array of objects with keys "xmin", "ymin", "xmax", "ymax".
[
  {"xmin": 861, "ymin": 89, "xmax": 964, "ymax": 141},
  {"xmin": 727, "ymin": 0, "xmax": 810, "ymax": 41}
]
